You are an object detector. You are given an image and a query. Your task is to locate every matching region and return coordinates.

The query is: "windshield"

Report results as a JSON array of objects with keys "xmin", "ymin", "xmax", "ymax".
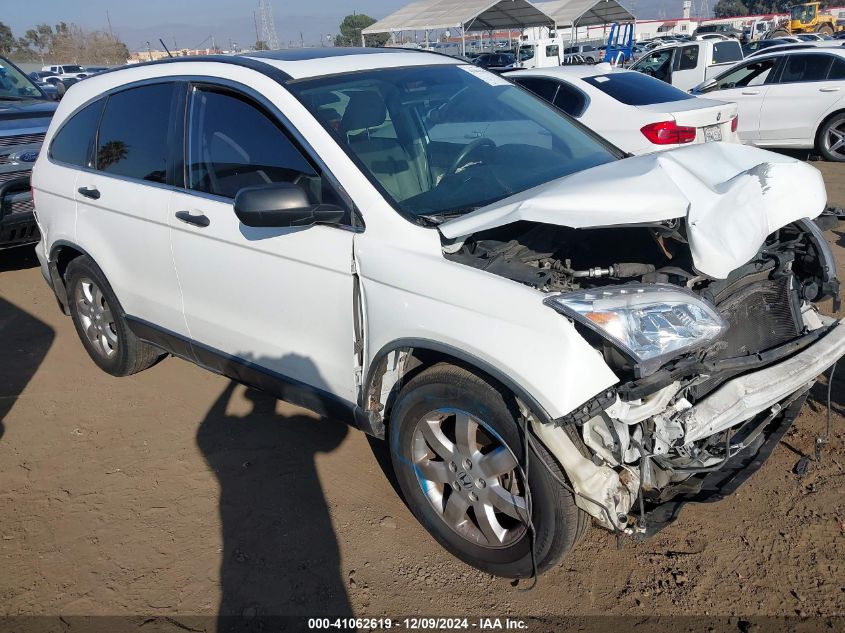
[
  {"xmin": 517, "ymin": 45, "xmax": 534, "ymax": 61},
  {"xmin": 0, "ymin": 58, "xmax": 46, "ymax": 100},
  {"xmin": 583, "ymin": 72, "xmax": 694, "ymax": 105},
  {"xmin": 791, "ymin": 5, "xmax": 816, "ymax": 22},
  {"xmin": 288, "ymin": 64, "xmax": 616, "ymax": 220}
]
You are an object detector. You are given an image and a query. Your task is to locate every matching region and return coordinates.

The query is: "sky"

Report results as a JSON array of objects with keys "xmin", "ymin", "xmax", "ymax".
[{"xmin": 5, "ymin": 0, "xmax": 677, "ymax": 53}]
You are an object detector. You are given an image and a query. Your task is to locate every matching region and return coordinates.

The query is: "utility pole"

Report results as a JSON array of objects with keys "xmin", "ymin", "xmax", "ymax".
[
  {"xmin": 258, "ymin": 0, "xmax": 281, "ymax": 50},
  {"xmin": 106, "ymin": 9, "xmax": 114, "ymax": 37},
  {"xmin": 146, "ymin": 41, "xmax": 153, "ymax": 61}
]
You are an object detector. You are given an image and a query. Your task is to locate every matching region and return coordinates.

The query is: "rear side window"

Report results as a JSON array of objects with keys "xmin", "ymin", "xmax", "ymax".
[
  {"xmin": 50, "ymin": 98, "xmax": 104, "ymax": 167},
  {"xmin": 780, "ymin": 54, "xmax": 834, "ymax": 82},
  {"xmin": 545, "ymin": 45, "xmax": 559, "ymax": 58},
  {"xmin": 712, "ymin": 42, "xmax": 743, "ymax": 64},
  {"xmin": 96, "ymin": 83, "xmax": 175, "ymax": 183},
  {"xmin": 829, "ymin": 57, "xmax": 845, "ymax": 80},
  {"xmin": 552, "ymin": 82, "xmax": 588, "ymax": 117},
  {"xmin": 582, "ymin": 72, "xmax": 695, "ymax": 105},
  {"xmin": 514, "ymin": 77, "xmax": 559, "ymax": 103},
  {"xmin": 186, "ymin": 87, "xmax": 317, "ymax": 200}
]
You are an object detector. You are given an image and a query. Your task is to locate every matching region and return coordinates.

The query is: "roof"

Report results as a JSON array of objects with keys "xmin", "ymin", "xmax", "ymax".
[
  {"xmin": 535, "ymin": 0, "xmax": 634, "ymax": 26},
  {"xmin": 361, "ymin": 0, "xmax": 553, "ymax": 34}
]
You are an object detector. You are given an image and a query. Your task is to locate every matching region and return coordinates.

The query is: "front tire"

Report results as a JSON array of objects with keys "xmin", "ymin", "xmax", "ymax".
[
  {"xmin": 388, "ymin": 362, "xmax": 586, "ymax": 577},
  {"xmin": 817, "ymin": 112, "xmax": 845, "ymax": 162},
  {"xmin": 65, "ymin": 255, "xmax": 163, "ymax": 376}
]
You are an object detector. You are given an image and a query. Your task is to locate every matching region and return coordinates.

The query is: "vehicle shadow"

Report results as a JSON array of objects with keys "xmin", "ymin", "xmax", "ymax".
[
  {"xmin": 195, "ymin": 354, "xmax": 353, "ymax": 631},
  {"xmin": 0, "ymin": 296, "xmax": 55, "ymax": 441},
  {"xmin": 0, "ymin": 245, "xmax": 39, "ymax": 273}
]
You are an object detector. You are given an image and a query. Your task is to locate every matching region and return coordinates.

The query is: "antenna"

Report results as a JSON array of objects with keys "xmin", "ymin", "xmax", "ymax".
[{"xmin": 258, "ymin": 0, "xmax": 281, "ymax": 50}]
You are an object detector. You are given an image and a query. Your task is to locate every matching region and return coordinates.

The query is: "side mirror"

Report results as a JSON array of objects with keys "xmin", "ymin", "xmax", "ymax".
[
  {"xmin": 234, "ymin": 183, "xmax": 345, "ymax": 228},
  {"xmin": 697, "ymin": 78, "xmax": 718, "ymax": 93}
]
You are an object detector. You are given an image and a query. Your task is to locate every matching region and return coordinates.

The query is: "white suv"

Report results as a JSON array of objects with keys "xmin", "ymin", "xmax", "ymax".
[{"xmin": 31, "ymin": 49, "xmax": 844, "ymax": 578}]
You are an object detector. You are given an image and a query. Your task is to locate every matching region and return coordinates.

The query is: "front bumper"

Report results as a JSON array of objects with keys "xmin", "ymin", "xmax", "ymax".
[
  {"xmin": 0, "ymin": 175, "xmax": 38, "ymax": 249},
  {"xmin": 681, "ymin": 318, "xmax": 845, "ymax": 444}
]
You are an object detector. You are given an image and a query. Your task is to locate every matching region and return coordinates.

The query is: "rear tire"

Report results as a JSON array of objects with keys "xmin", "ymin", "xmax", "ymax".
[
  {"xmin": 65, "ymin": 255, "xmax": 163, "ymax": 376},
  {"xmin": 771, "ymin": 29, "xmax": 790, "ymax": 37},
  {"xmin": 816, "ymin": 24, "xmax": 834, "ymax": 35},
  {"xmin": 388, "ymin": 362, "xmax": 585, "ymax": 577},
  {"xmin": 817, "ymin": 112, "xmax": 845, "ymax": 162}
]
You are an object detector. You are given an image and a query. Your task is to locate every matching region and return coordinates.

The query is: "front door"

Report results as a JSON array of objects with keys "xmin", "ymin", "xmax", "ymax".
[{"xmin": 169, "ymin": 83, "xmax": 357, "ymax": 404}]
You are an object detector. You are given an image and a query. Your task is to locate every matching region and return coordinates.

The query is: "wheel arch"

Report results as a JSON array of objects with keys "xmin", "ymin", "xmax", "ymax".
[
  {"xmin": 360, "ymin": 338, "xmax": 556, "ymax": 439},
  {"xmin": 45, "ymin": 240, "xmax": 94, "ymax": 314}
]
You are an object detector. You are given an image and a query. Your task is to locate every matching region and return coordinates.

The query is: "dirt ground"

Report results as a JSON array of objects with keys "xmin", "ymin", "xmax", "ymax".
[{"xmin": 1, "ymin": 158, "xmax": 844, "ymax": 629}]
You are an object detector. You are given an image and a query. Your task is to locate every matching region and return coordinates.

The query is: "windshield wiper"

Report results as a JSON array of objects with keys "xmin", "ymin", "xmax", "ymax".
[
  {"xmin": 0, "ymin": 95, "xmax": 31, "ymax": 101},
  {"xmin": 418, "ymin": 207, "xmax": 479, "ymax": 224}
]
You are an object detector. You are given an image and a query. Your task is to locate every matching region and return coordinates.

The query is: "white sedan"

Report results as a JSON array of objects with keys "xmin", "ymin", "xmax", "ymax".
[
  {"xmin": 692, "ymin": 48, "xmax": 845, "ymax": 161},
  {"xmin": 505, "ymin": 64, "xmax": 739, "ymax": 155}
]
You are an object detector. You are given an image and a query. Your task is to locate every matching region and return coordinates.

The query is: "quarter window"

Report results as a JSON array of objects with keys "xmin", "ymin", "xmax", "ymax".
[
  {"xmin": 186, "ymin": 87, "xmax": 322, "ymax": 201},
  {"xmin": 552, "ymin": 82, "xmax": 588, "ymax": 117},
  {"xmin": 829, "ymin": 57, "xmax": 845, "ymax": 80},
  {"xmin": 779, "ymin": 54, "xmax": 833, "ymax": 82},
  {"xmin": 49, "ymin": 98, "xmax": 105, "ymax": 167},
  {"xmin": 514, "ymin": 77, "xmax": 559, "ymax": 103},
  {"xmin": 96, "ymin": 83, "xmax": 175, "ymax": 183}
]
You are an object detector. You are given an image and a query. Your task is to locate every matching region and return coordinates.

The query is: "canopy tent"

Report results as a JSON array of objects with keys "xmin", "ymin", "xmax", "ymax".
[
  {"xmin": 535, "ymin": 0, "xmax": 634, "ymax": 27},
  {"xmin": 361, "ymin": 0, "xmax": 554, "ymax": 38}
]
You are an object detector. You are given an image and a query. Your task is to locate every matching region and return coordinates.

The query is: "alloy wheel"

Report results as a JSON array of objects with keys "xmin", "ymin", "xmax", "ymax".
[
  {"xmin": 74, "ymin": 277, "xmax": 118, "ymax": 359},
  {"xmin": 411, "ymin": 408, "xmax": 529, "ymax": 548},
  {"xmin": 823, "ymin": 119, "xmax": 845, "ymax": 160}
]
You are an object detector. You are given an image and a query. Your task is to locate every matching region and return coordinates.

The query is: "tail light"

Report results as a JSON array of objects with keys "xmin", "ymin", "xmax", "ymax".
[
  {"xmin": 731, "ymin": 115, "xmax": 738, "ymax": 132},
  {"xmin": 640, "ymin": 121, "xmax": 697, "ymax": 145}
]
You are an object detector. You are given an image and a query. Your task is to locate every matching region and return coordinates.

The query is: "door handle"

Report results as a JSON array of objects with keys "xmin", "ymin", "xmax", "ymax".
[
  {"xmin": 740, "ymin": 90, "xmax": 760, "ymax": 95},
  {"xmin": 77, "ymin": 186, "xmax": 100, "ymax": 200},
  {"xmin": 175, "ymin": 210, "xmax": 210, "ymax": 228},
  {"xmin": 819, "ymin": 87, "xmax": 840, "ymax": 93}
]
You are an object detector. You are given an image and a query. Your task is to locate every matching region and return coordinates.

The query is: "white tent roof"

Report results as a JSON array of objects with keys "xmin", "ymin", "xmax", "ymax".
[
  {"xmin": 535, "ymin": 0, "xmax": 634, "ymax": 27},
  {"xmin": 362, "ymin": 0, "xmax": 554, "ymax": 34}
]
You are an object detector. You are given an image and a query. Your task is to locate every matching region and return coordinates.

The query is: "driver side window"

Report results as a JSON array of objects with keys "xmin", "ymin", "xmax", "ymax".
[{"xmin": 186, "ymin": 86, "xmax": 332, "ymax": 204}]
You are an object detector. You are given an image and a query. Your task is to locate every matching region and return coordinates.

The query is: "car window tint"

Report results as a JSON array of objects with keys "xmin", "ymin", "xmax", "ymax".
[
  {"xmin": 829, "ymin": 57, "xmax": 845, "ymax": 80},
  {"xmin": 187, "ymin": 87, "xmax": 318, "ymax": 200},
  {"xmin": 712, "ymin": 42, "xmax": 743, "ymax": 64},
  {"xmin": 678, "ymin": 45, "xmax": 699, "ymax": 70},
  {"xmin": 49, "ymin": 98, "xmax": 104, "ymax": 167},
  {"xmin": 96, "ymin": 83, "xmax": 174, "ymax": 183},
  {"xmin": 780, "ymin": 54, "xmax": 833, "ymax": 82},
  {"xmin": 514, "ymin": 77, "xmax": 559, "ymax": 103},
  {"xmin": 583, "ymin": 72, "xmax": 694, "ymax": 105},
  {"xmin": 552, "ymin": 82, "xmax": 587, "ymax": 117},
  {"xmin": 714, "ymin": 59, "xmax": 776, "ymax": 89}
]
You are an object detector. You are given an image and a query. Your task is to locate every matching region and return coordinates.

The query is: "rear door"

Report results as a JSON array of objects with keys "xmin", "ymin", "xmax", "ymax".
[
  {"xmin": 72, "ymin": 82, "xmax": 186, "ymax": 335},
  {"xmin": 759, "ymin": 53, "xmax": 843, "ymax": 143}
]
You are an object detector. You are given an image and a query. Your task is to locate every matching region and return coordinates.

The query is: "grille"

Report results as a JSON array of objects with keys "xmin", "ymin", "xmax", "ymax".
[
  {"xmin": 690, "ymin": 275, "xmax": 802, "ymax": 402},
  {"xmin": 715, "ymin": 275, "xmax": 801, "ymax": 358},
  {"xmin": 0, "ymin": 132, "xmax": 45, "ymax": 148},
  {"xmin": 5, "ymin": 197, "xmax": 34, "ymax": 215}
]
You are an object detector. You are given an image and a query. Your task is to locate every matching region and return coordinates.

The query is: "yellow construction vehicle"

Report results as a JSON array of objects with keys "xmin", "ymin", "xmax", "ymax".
[{"xmin": 771, "ymin": 2, "xmax": 844, "ymax": 36}]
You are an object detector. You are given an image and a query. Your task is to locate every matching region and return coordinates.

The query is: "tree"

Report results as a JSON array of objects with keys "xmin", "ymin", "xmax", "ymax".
[
  {"xmin": 714, "ymin": 0, "xmax": 749, "ymax": 17},
  {"xmin": 334, "ymin": 13, "xmax": 389, "ymax": 47},
  {"xmin": 23, "ymin": 24, "xmax": 54, "ymax": 62},
  {"xmin": 0, "ymin": 22, "xmax": 14, "ymax": 56}
]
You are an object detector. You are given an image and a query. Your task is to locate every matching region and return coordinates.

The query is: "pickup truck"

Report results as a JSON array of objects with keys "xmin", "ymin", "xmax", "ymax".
[
  {"xmin": 628, "ymin": 39, "xmax": 744, "ymax": 91},
  {"xmin": 1, "ymin": 56, "xmax": 57, "ymax": 249},
  {"xmin": 41, "ymin": 64, "xmax": 89, "ymax": 82}
]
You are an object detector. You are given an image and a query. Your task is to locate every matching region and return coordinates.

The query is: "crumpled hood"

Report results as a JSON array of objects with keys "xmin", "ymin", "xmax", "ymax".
[{"xmin": 439, "ymin": 143, "xmax": 827, "ymax": 279}]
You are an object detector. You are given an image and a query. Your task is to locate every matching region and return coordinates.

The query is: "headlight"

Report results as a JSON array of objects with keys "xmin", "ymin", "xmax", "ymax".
[{"xmin": 544, "ymin": 283, "xmax": 727, "ymax": 376}]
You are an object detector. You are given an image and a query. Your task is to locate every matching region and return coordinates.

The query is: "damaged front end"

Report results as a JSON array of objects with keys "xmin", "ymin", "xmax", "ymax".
[{"xmin": 438, "ymin": 145, "xmax": 844, "ymax": 535}]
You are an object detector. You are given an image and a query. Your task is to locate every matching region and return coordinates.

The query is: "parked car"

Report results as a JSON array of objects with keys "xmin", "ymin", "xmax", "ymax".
[
  {"xmin": 694, "ymin": 23, "xmax": 742, "ymax": 39},
  {"xmin": 693, "ymin": 48, "xmax": 845, "ymax": 161},
  {"xmin": 745, "ymin": 42, "xmax": 818, "ymax": 58},
  {"xmin": 628, "ymin": 39, "xmax": 744, "ymax": 91},
  {"xmin": 32, "ymin": 49, "xmax": 844, "ymax": 578},
  {"xmin": 473, "ymin": 52, "xmax": 516, "ymax": 71},
  {"xmin": 506, "ymin": 65, "xmax": 738, "ymax": 154},
  {"xmin": 563, "ymin": 43, "xmax": 599, "ymax": 63},
  {"xmin": 0, "ymin": 56, "xmax": 57, "ymax": 249},
  {"xmin": 742, "ymin": 37, "xmax": 792, "ymax": 55},
  {"xmin": 41, "ymin": 64, "xmax": 89, "ymax": 81}
]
